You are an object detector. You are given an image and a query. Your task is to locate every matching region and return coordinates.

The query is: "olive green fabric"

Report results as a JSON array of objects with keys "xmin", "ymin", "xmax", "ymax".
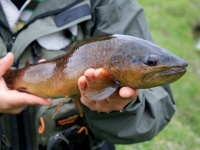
[
  {"xmin": 83, "ymin": 86, "xmax": 175, "ymax": 144},
  {"xmin": 81, "ymin": 0, "xmax": 154, "ymax": 41},
  {"xmin": 35, "ymin": 98, "xmax": 78, "ymax": 146},
  {"xmin": 11, "ymin": 0, "xmax": 91, "ymax": 63},
  {"xmin": 79, "ymin": 0, "xmax": 175, "ymax": 144},
  {"xmin": 0, "ymin": 0, "xmax": 175, "ymax": 148},
  {"xmin": 0, "ymin": 37, "xmax": 7, "ymax": 57}
]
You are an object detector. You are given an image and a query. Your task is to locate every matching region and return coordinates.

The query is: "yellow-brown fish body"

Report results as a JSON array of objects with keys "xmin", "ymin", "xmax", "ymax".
[
  {"xmin": 4, "ymin": 34, "xmax": 188, "ymax": 115},
  {"xmin": 6, "ymin": 35, "xmax": 121, "ymax": 98}
]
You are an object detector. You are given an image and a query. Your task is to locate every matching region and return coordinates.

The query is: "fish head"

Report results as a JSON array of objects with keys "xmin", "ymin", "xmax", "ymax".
[{"xmin": 109, "ymin": 35, "xmax": 188, "ymax": 88}]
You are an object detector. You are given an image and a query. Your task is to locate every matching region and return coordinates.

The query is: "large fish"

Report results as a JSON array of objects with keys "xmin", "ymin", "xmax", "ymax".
[{"xmin": 3, "ymin": 34, "xmax": 188, "ymax": 117}]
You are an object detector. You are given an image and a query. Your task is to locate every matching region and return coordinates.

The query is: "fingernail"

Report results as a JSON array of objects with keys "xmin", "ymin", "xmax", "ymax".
[
  {"xmin": 44, "ymin": 98, "xmax": 52, "ymax": 106},
  {"xmin": 47, "ymin": 98, "xmax": 51, "ymax": 102},
  {"xmin": 47, "ymin": 98, "xmax": 52, "ymax": 104}
]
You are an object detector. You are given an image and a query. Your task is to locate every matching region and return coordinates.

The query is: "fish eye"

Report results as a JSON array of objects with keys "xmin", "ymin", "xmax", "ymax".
[{"xmin": 145, "ymin": 55, "xmax": 158, "ymax": 66}]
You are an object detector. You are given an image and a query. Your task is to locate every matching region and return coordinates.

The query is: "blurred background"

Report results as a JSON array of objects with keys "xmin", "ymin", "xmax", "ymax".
[{"xmin": 116, "ymin": 0, "xmax": 200, "ymax": 149}]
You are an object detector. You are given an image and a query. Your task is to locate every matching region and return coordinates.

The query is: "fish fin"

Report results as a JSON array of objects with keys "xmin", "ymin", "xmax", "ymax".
[
  {"xmin": 85, "ymin": 69, "xmax": 119, "ymax": 100},
  {"xmin": 17, "ymin": 87, "xmax": 29, "ymax": 93},
  {"xmin": 3, "ymin": 67, "xmax": 17, "ymax": 89},
  {"xmin": 72, "ymin": 98, "xmax": 83, "ymax": 117},
  {"xmin": 51, "ymin": 96, "xmax": 68, "ymax": 119},
  {"xmin": 148, "ymin": 88, "xmax": 153, "ymax": 91},
  {"xmin": 25, "ymin": 60, "xmax": 33, "ymax": 67},
  {"xmin": 51, "ymin": 96, "xmax": 84, "ymax": 119}
]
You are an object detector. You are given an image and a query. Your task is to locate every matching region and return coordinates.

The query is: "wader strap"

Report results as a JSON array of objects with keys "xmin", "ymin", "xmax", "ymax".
[
  {"xmin": 0, "ymin": 119, "xmax": 2, "ymax": 140},
  {"xmin": 16, "ymin": 113, "xmax": 26, "ymax": 150},
  {"xmin": 0, "ymin": 122, "xmax": 12, "ymax": 150},
  {"xmin": 9, "ymin": 115, "xmax": 20, "ymax": 150},
  {"xmin": 9, "ymin": 108, "xmax": 33, "ymax": 150},
  {"xmin": 0, "ymin": 115, "xmax": 12, "ymax": 149},
  {"xmin": 32, "ymin": 41, "xmax": 42, "ymax": 63},
  {"xmin": 22, "ymin": 107, "xmax": 33, "ymax": 150},
  {"xmin": 0, "ymin": 118, "xmax": 8, "ymax": 149}
]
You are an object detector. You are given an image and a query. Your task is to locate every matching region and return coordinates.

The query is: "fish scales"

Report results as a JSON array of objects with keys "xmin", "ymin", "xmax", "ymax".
[{"xmin": 3, "ymin": 34, "xmax": 188, "ymax": 117}]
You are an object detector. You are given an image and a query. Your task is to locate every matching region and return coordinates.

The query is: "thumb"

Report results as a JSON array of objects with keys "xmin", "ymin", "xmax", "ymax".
[
  {"xmin": 119, "ymin": 87, "xmax": 139, "ymax": 99},
  {"xmin": 0, "ymin": 52, "xmax": 14, "ymax": 76}
]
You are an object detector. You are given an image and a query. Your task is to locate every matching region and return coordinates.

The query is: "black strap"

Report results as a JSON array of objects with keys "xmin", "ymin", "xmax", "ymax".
[
  {"xmin": 32, "ymin": 42, "xmax": 42, "ymax": 63},
  {"xmin": 9, "ymin": 109, "xmax": 33, "ymax": 150},
  {"xmin": 11, "ymin": 0, "xmax": 26, "ymax": 9},
  {"xmin": 9, "ymin": 115, "xmax": 19, "ymax": 150},
  {"xmin": 16, "ymin": 113, "xmax": 26, "ymax": 150},
  {"xmin": 0, "ymin": 118, "xmax": 3, "ymax": 149},
  {"xmin": 22, "ymin": 107, "xmax": 33, "ymax": 150}
]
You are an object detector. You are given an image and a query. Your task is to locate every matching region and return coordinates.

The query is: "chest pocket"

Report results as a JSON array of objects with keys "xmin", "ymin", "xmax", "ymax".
[{"xmin": 11, "ymin": 0, "xmax": 91, "ymax": 65}]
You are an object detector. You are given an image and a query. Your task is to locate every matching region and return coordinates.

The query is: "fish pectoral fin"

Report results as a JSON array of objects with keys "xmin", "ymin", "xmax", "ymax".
[
  {"xmin": 17, "ymin": 87, "xmax": 28, "ymax": 92},
  {"xmin": 85, "ymin": 69, "xmax": 119, "ymax": 100},
  {"xmin": 148, "ymin": 88, "xmax": 154, "ymax": 91}
]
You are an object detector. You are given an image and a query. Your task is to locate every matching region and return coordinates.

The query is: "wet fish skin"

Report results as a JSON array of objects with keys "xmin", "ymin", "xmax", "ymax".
[{"xmin": 3, "ymin": 34, "xmax": 188, "ymax": 116}]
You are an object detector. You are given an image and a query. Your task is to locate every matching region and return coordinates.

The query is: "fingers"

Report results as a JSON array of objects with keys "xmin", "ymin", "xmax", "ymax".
[
  {"xmin": 78, "ymin": 68, "xmax": 96, "ymax": 95},
  {"xmin": 80, "ymin": 96, "xmax": 96, "ymax": 110},
  {"xmin": 84, "ymin": 68, "xmax": 95, "ymax": 82},
  {"xmin": 78, "ymin": 76, "xmax": 87, "ymax": 91},
  {"xmin": 38, "ymin": 59, "xmax": 46, "ymax": 63},
  {"xmin": 0, "ymin": 52, "xmax": 14, "ymax": 76},
  {"xmin": 10, "ymin": 91, "xmax": 52, "ymax": 106},
  {"xmin": 0, "ymin": 90, "xmax": 52, "ymax": 114},
  {"xmin": 100, "ymin": 88, "xmax": 137, "ymax": 111},
  {"xmin": 0, "ymin": 54, "xmax": 52, "ymax": 114},
  {"xmin": 78, "ymin": 68, "xmax": 139, "ymax": 113},
  {"xmin": 78, "ymin": 72, "xmax": 97, "ymax": 108},
  {"xmin": 119, "ymin": 87, "xmax": 139, "ymax": 100}
]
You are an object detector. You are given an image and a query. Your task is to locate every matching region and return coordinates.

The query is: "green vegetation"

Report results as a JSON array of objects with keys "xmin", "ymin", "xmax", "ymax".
[{"xmin": 116, "ymin": 0, "xmax": 200, "ymax": 149}]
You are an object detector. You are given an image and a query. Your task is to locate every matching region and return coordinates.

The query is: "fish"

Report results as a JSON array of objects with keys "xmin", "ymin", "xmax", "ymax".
[{"xmin": 3, "ymin": 34, "xmax": 188, "ymax": 117}]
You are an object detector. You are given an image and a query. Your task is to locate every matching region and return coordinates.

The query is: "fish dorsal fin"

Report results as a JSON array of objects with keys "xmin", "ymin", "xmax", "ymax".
[
  {"xmin": 85, "ymin": 69, "xmax": 120, "ymax": 100},
  {"xmin": 25, "ymin": 60, "xmax": 33, "ymax": 67}
]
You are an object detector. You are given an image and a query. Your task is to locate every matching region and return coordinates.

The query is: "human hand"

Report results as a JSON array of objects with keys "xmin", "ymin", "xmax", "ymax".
[
  {"xmin": 78, "ymin": 68, "xmax": 139, "ymax": 112},
  {"xmin": 0, "ymin": 53, "xmax": 52, "ymax": 114}
]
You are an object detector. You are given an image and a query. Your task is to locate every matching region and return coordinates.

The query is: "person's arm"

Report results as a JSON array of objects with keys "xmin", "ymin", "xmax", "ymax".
[
  {"xmin": 0, "ymin": 53, "xmax": 52, "ymax": 114},
  {"xmin": 79, "ymin": 0, "xmax": 176, "ymax": 144}
]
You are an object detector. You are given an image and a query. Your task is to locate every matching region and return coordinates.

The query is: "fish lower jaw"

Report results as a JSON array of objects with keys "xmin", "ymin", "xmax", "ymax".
[
  {"xmin": 143, "ymin": 67, "xmax": 187, "ymax": 83},
  {"xmin": 164, "ymin": 67, "xmax": 187, "ymax": 75}
]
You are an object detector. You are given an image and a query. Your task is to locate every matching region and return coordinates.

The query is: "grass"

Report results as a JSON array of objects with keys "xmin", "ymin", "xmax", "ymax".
[{"xmin": 116, "ymin": 0, "xmax": 200, "ymax": 149}]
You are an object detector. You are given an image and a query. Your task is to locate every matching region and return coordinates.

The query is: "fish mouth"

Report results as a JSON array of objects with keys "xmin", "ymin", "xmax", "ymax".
[
  {"xmin": 143, "ymin": 66, "xmax": 187, "ymax": 83},
  {"xmin": 162, "ymin": 67, "xmax": 187, "ymax": 75}
]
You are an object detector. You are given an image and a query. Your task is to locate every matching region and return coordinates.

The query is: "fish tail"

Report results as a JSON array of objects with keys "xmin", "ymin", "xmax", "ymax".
[{"xmin": 3, "ymin": 67, "xmax": 17, "ymax": 89}]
